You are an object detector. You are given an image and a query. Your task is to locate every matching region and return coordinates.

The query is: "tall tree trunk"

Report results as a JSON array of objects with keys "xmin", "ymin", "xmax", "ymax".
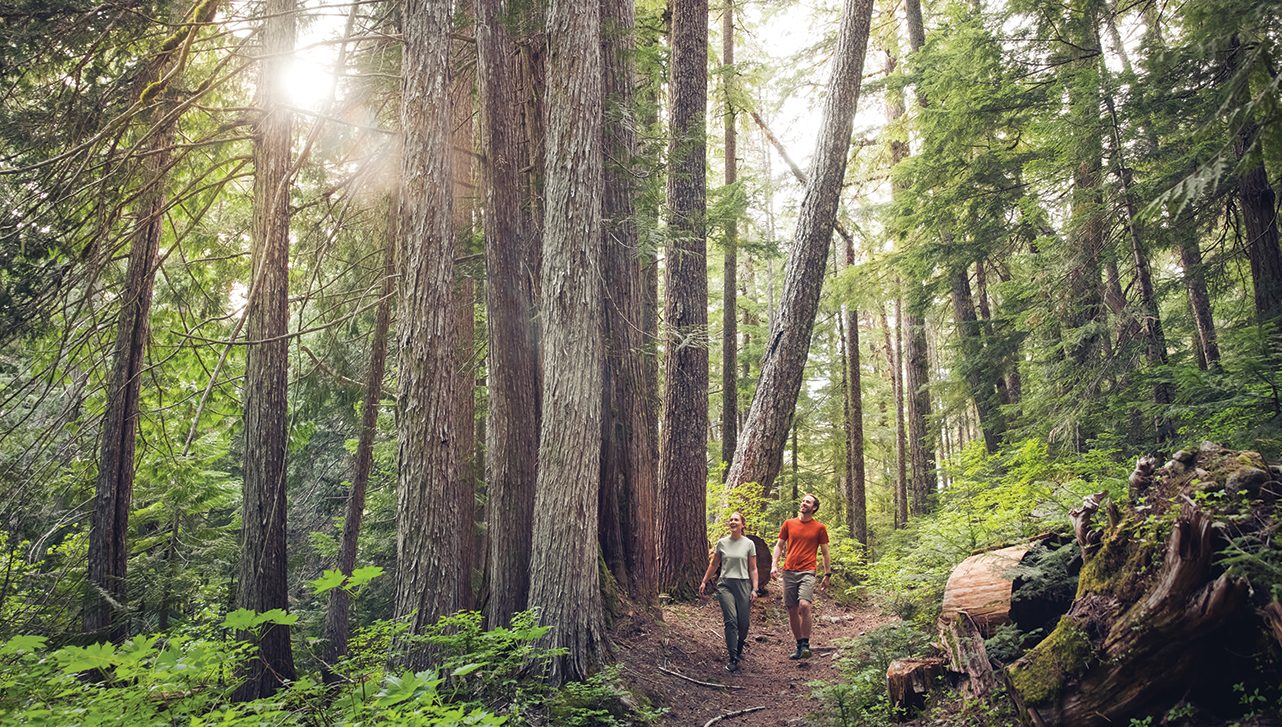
[
  {"xmin": 905, "ymin": 283, "xmax": 936, "ymax": 515},
  {"xmin": 476, "ymin": 0, "xmax": 541, "ymax": 629},
  {"xmin": 528, "ymin": 0, "xmax": 606, "ymax": 686},
  {"xmin": 838, "ymin": 237, "xmax": 866, "ymax": 545},
  {"xmin": 720, "ymin": 0, "xmax": 738, "ymax": 478},
  {"xmin": 235, "ymin": 0, "xmax": 298, "ymax": 700},
  {"xmin": 950, "ymin": 266, "xmax": 1002, "ymax": 454},
  {"xmin": 1177, "ymin": 223, "xmax": 1219, "ymax": 370},
  {"xmin": 882, "ymin": 301, "xmax": 908, "ymax": 528},
  {"xmin": 321, "ymin": 204, "xmax": 395, "ymax": 683},
  {"xmin": 657, "ymin": 0, "xmax": 710, "ymax": 599},
  {"xmin": 724, "ymin": 0, "xmax": 874, "ymax": 499},
  {"xmin": 1234, "ymin": 118, "xmax": 1282, "ymax": 328},
  {"xmin": 1063, "ymin": 0, "xmax": 1107, "ymax": 370},
  {"xmin": 600, "ymin": 0, "xmax": 657, "ymax": 604},
  {"xmin": 452, "ymin": 7, "xmax": 478, "ymax": 612},
  {"xmin": 393, "ymin": 0, "xmax": 463, "ymax": 670}
]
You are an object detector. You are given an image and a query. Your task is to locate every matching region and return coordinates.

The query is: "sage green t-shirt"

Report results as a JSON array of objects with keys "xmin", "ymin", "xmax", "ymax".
[{"xmin": 716, "ymin": 535, "xmax": 758, "ymax": 581}]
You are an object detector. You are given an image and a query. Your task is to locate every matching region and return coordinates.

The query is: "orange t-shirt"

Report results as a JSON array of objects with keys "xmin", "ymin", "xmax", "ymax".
[{"xmin": 778, "ymin": 517, "xmax": 829, "ymax": 572}]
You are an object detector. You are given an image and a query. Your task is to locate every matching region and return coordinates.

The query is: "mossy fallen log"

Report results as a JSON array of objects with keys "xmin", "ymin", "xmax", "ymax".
[{"xmin": 1005, "ymin": 443, "xmax": 1282, "ymax": 727}]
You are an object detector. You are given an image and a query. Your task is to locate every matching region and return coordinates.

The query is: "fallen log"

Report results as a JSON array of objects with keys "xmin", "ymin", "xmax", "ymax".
[
  {"xmin": 940, "ymin": 543, "xmax": 1033, "ymax": 638},
  {"xmin": 702, "ymin": 706, "xmax": 764, "ymax": 727}
]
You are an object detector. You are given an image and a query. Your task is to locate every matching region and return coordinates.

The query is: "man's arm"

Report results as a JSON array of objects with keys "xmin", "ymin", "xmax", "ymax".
[
  {"xmin": 819, "ymin": 542, "xmax": 831, "ymax": 591},
  {"xmin": 770, "ymin": 538, "xmax": 785, "ymax": 580}
]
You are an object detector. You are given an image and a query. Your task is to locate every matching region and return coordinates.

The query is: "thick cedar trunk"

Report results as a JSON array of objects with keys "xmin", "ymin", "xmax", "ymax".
[
  {"xmin": 233, "ymin": 0, "xmax": 297, "ymax": 701},
  {"xmin": 720, "ymin": 0, "xmax": 738, "ymax": 478},
  {"xmin": 451, "ymin": 18, "xmax": 478, "ymax": 612},
  {"xmin": 600, "ymin": 0, "xmax": 657, "ymax": 604},
  {"xmin": 528, "ymin": 0, "xmax": 606, "ymax": 686},
  {"xmin": 657, "ymin": 0, "xmax": 710, "ymax": 598},
  {"xmin": 393, "ymin": 0, "xmax": 462, "ymax": 670},
  {"xmin": 320, "ymin": 204, "xmax": 395, "ymax": 684},
  {"xmin": 477, "ymin": 0, "xmax": 540, "ymax": 629},
  {"xmin": 724, "ymin": 0, "xmax": 874, "ymax": 499}
]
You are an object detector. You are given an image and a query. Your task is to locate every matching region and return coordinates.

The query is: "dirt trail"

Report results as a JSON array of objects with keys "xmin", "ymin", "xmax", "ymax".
[{"xmin": 613, "ymin": 588, "xmax": 895, "ymax": 727}]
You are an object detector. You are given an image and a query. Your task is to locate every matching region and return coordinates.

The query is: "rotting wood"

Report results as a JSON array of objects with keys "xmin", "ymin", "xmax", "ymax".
[
  {"xmin": 1261, "ymin": 601, "xmax": 1282, "ymax": 649},
  {"xmin": 702, "ymin": 706, "xmax": 765, "ymax": 727},
  {"xmin": 658, "ymin": 665, "xmax": 745, "ymax": 690},
  {"xmin": 938, "ymin": 612, "xmax": 998, "ymax": 700},
  {"xmin": 940, "ymin": 543, "xmax": 1032, "ymax": 637},
  {"xmin": 1069, "ymin": 490, "xmax": 1108, "ymax": 560},
  {"xmin": 887, "ymin": 657, "xmax": 946, "ymax": 720}
]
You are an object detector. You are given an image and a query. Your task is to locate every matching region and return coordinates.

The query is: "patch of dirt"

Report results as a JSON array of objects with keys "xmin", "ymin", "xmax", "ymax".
[{"xmin": 612, "ymin": 587, "xmax": 895, "ymax": 727}]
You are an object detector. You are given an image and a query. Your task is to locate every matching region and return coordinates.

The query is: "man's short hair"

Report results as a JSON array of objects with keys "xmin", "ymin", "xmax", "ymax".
[{"xmin": 804, "ymin": 493, "xmax": 821, "ymax": 512}]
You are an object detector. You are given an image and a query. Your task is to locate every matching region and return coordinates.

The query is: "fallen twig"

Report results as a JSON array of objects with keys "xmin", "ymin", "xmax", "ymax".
[
  {"xmin": 657, "ymin": 665, "xmax": 744, "ymax": 690},
  {"xmin": 703, "ymin": 706, "xmax": 765, "ymax": 726}
]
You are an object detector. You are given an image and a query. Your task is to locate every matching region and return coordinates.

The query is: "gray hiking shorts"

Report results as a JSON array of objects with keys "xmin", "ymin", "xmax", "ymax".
[{"xmin": 782, "ymin": 570, "xmax": 815, "ymax": 608}]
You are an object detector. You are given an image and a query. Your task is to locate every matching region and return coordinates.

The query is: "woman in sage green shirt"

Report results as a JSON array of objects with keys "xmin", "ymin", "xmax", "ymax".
[{"xmin": 698, "ymin": 512, "xmax": 759, "ymax": 672}]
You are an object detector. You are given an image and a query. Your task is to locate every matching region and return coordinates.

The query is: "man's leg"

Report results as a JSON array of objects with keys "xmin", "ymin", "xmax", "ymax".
[
  {"xmin": 798, "ymin": 599, "xmax": 812, "ymax": 640},
  {"xmin": 787, "ymin": 606, "xmax": 802, "ymax": 641}
]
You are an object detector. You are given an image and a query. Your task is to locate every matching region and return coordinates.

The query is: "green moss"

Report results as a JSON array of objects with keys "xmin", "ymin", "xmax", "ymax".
[
  {"xmin": 1006, "ymin": 617, "xmax": 1095, "ymax": 707},
  {"xmin": 1075, "ymin": 518, "xmax": 1160, "ymax": 606},
  {"xmin": 138, "ymin": 80, "xmax": 165, "ymax": 103}
]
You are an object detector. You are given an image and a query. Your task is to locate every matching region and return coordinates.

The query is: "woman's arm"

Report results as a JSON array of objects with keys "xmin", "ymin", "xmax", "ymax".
[
  {"xmin": 698, "ymin": 551, "xmax": 722, "ymax": 596},
  {"xmin": 748, "ymin": 554, "xmax": 758, "ymax": 599}
]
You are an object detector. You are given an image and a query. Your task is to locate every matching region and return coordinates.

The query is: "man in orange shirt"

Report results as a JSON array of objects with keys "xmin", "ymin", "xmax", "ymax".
[{"xmin": 770, "ymin": 493, "xmax": 831, "ymax": 660}]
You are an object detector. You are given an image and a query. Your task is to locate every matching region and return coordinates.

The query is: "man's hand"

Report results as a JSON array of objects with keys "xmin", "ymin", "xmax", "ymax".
[
  {"xmin": 819, "ymin": 574, "xmax": 831, "ymax": 592},
  {"xmin": 769, "ymin": 566, "xmax": 779, "ymax": 581}
]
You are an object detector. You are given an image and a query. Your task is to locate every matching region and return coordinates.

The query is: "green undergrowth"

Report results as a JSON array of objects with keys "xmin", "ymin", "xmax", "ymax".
[{"xmin": 0, "ymin": 606, "xmax": 663, "ymax": 726}]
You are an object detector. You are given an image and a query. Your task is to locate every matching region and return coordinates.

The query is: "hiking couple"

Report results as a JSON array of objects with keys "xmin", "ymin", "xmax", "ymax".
[{"xmin": 698, "ymin": 494, "xmax": 831, "ymax": 672}]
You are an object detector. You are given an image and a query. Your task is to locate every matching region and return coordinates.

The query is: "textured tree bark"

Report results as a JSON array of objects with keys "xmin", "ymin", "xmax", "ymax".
[
  {"xmin": 600, "ymin": 0, "xmax": 657, "ymax": 604},
  {"xmin": 527, "ymin": 0, "xmax": 606, "ymax": 686},
  {"xmin": 724, "ymin": 0, "xmax": 874, "ymax": 501},
  {"xmin": 904, "ymin": 283, "xmax": 936, "ymax": 515},
  {"xmin": 950, "ymin": 267, "xmax": 1003, "ymax": 454},
  {"xmin": 85, "ymin": 111, "xmax": 171, "ymax": 646},
  {"xmin": 720, "ymin": 0, "xmax": 738, "ymax": 480},
  {"xmin": 657, "ymin": 0, "xmax": 710, "ymax": 599},
  {"xmin": 393, "ymin": 0, "xmax": 463, "ymax": 671},
  {"xmin": 321, "ymin": 201, "xmax": 395, "ymax": 684},
  {"xmin": 476, "ymin": 0, "xmax": 541, "ymax": 630},
  {"xmin": 837, "ymin": 236, "xmax": 865, "ymax": 545},
  {"xmin": 1235, "ymin": 121, "xmax": 1282, "ymax": 327},
  {"xmin": 1177, "ymin": 228, "xmax": 1220, "ymax": 370},
  {"xmin": 235, "ymin": 0, "xmax": 298, "ymax": 701}
]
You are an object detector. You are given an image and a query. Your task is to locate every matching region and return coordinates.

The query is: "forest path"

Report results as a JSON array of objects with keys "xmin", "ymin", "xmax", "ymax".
[{"xmin": 614, "ymin": 587, "xmax": 895, "ymax": 727}]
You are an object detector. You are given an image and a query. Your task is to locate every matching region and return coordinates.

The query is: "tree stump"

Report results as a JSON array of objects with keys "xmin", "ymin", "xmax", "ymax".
[
  {"xmin": 1006, "ymin": 445, "xmax": 1279, "ymax": 727},
  {"xmin": 887, "ymin": 657, "xmax": 947, "ymax": 720}
]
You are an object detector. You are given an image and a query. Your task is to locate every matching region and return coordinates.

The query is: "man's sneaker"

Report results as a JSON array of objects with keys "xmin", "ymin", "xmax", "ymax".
[
  {"xmin": 726, "ymin": 658, "xmax": 740, "ymax": 673},
  {"xmin": 799, "ymin": 640, "xmax": 812, "ymax": 659},
  {"xmin": 789, "ymin": 642, "xmax": 805, "ymax": 660}
]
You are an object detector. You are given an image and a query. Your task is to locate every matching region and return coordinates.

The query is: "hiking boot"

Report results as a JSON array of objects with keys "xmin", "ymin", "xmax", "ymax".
[
  {"xmin": 789, "ymin": 642, "xmax": 806, "ymax": 660},
  {"xmin": 726, "ymin": 658, "xmax": 739, "ymax": 673},
  {"xmin": 800, "ymin": 639, "xmax": 812, "ymax": 659}
]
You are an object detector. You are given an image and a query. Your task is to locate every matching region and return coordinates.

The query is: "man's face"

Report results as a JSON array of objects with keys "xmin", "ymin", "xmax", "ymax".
[{"xmin": 799, "ymin": 496, "xmax": 817, "ymax": 514}]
